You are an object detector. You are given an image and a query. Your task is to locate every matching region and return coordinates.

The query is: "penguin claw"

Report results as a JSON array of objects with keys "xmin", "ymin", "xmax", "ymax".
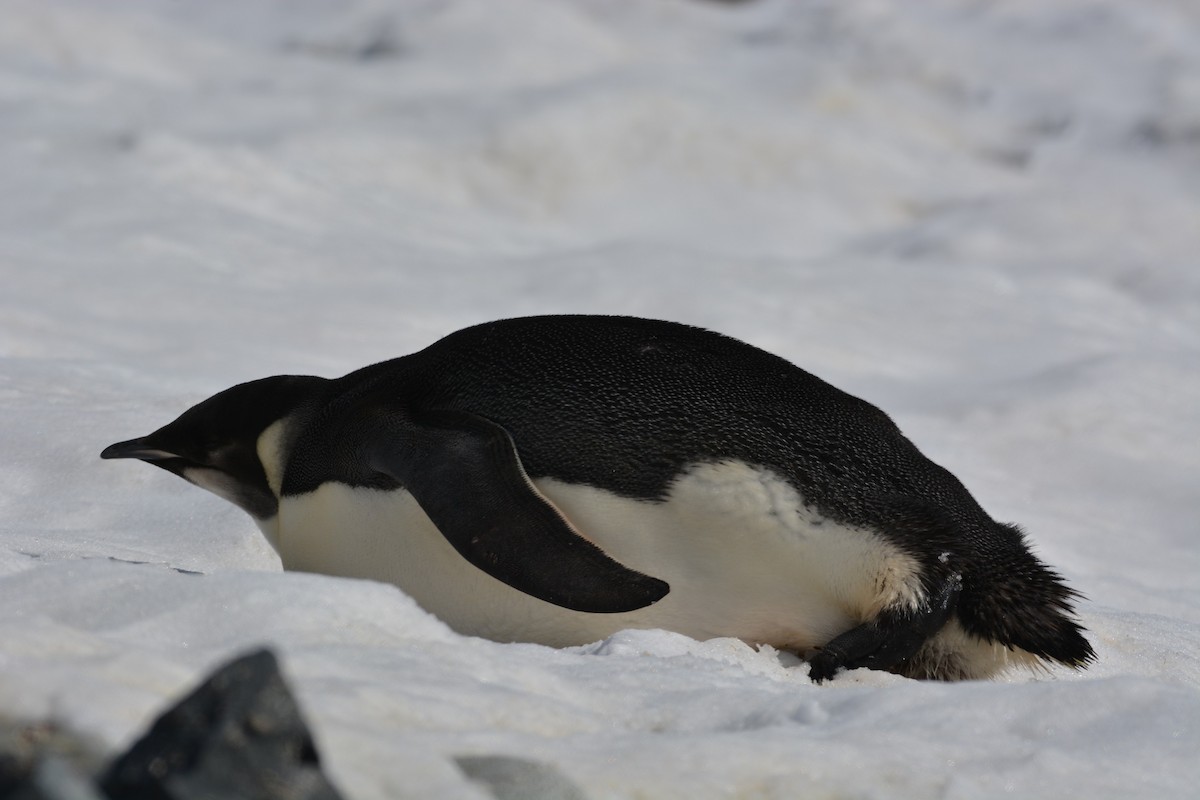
[
  {"xmin": 807, "ymin": 575, "xmax": 963, "ymax": 683},
  {"xmin": 807, "ymin": 648, "xmax": 847, "ymax": 684}
]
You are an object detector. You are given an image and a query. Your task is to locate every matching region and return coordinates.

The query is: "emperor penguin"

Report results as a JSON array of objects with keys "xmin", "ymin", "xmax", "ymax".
[{"xmin": 102, "ymin": 315, "xmax": 1094, "ymax": 682}]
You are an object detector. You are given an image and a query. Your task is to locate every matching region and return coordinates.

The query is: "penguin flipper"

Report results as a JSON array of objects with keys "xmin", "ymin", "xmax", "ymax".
[
  {"xmin": 808, "ymin": 573, "xmax": 962, "ymax": 683},
  {"xmin": 369, "ymin": 408, "xmax": 670, "ymax": 614}
]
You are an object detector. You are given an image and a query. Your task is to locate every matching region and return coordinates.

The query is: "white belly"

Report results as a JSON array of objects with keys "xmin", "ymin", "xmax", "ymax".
[{"xmin": 268, "ymin": 461, "xmax": 924, "ymax": 651}]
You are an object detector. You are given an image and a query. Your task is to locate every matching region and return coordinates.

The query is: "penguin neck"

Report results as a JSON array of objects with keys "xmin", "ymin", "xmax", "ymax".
[
  {"xmin": 250, "ymin": 417, "xmax": 298, "ymax": 557},
  {"xmin": 256, "ymin": 417, "xmax": 294, "ymax": 498}
]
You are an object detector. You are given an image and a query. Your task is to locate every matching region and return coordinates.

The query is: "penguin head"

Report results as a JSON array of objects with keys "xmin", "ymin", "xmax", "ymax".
[{"xmin": 102, "ymin": 375, "xmax": 324, "ymax": 520}]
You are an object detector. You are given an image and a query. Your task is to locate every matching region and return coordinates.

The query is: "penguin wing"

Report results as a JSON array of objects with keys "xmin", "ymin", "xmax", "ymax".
[{"xmin": 367, "ymin": 408, "xmax": 669, "ymax": 613}]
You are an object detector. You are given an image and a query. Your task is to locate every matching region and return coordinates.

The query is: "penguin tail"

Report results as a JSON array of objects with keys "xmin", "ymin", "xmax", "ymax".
[{"xmin": 958, "ymin": 522, "xmax": 1096, "ymax": 670}]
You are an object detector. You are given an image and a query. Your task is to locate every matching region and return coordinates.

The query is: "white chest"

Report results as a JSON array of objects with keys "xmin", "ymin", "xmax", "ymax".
[{"xmin": 269, "ymin": 461, "xmax": 924, "ymax": 651}]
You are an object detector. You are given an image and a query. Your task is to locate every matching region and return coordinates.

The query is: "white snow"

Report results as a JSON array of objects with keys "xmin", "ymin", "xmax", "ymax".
[{"xmin": 2, "ymin": 0, "xmax": 1199, "ymax": 797}]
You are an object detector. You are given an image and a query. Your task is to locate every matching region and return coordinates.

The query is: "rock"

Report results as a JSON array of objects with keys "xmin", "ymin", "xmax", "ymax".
[{"xmin": 100, "ymin": 648, "xmax": 343, "ymax": 800}]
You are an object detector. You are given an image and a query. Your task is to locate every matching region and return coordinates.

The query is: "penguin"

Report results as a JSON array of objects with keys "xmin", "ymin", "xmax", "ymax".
[{"xmin": 101, "ymin": 315, "xmax": 1094, "ymax": 682}]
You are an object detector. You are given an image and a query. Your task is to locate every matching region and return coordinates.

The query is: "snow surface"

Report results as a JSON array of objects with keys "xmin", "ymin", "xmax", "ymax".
[{"xmin": 2, "ymin": 0, "xmax": 1199, "ymax": 797}]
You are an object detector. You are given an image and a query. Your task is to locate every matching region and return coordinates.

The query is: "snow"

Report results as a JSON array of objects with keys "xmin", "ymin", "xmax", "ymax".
[{"xmin": 2, "ymin": 0, "xmax": 1199, "ymax": 796}]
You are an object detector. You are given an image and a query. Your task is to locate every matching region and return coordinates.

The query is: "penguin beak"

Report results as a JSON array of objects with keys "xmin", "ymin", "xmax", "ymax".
[{"xmin": 101, "ymin": 437, "xmax": 179, "ymax": 461}]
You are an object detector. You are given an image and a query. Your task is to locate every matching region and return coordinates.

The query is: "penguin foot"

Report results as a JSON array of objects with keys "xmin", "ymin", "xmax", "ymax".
[{"xmin": 808, "ymin": 574, "xmax": 962, "ymax": 683}]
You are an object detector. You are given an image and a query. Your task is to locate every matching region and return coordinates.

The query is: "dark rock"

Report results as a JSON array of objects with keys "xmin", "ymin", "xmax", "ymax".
[{"xmin": 100, "ymin": 648, "xmax": 343, "ymax": 800}]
